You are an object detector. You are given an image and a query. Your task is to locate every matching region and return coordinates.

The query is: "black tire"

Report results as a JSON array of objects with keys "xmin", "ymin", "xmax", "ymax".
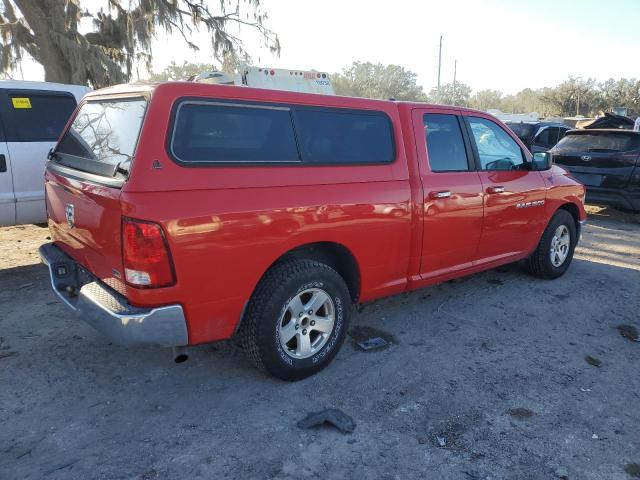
[
  {"xmin": 239, "ymin": 259, "xmax": 351, "ymax": 381},
  {"xmin": 525, "ymin": 209, "xmax": 577, "ymax": 279}
]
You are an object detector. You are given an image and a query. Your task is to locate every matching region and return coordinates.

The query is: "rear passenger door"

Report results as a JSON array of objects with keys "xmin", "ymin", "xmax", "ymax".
[
  {"xmin": 462, "ymin": 114, "xmax": 547, "ymax": 264},
  {"xmin": 412, "ymin": 108, "xmax": 484, "ymax": 279},
  {"xmin": 0, "ymin": 105, "xmax": 15, "ymax": 226},
  {"xmin": 0, "ymin": 89, "xmax": 77, "ymax": 224}
]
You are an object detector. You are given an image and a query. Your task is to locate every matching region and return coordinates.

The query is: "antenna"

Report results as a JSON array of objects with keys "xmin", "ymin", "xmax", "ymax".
[
  {"xmin": 453, "ymin": 59, "xmax": 457, "ymax": 106},
  {"xmin": 437, "ymin": 36, "xmax": 442, "ymax": 102}
]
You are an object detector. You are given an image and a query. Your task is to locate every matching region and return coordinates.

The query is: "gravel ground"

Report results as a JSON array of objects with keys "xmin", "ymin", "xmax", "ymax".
[{"xmin": 1, "ymin": 206, "xmax": 639, "ymax": 480}]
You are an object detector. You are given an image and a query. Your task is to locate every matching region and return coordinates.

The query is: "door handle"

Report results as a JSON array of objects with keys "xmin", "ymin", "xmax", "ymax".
[
  {"xmin": 429, "ymin": 190, "xmax": 452, "ymax": 199},
  {"xmin": 0, "ymin": 154, "xmax": 6, "ymax": 173},
  {"xmin": 486, "ymin": 186, "xmax": 505, "ymax": 194}
]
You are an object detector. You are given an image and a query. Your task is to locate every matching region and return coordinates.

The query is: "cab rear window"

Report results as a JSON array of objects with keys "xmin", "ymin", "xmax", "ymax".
[
  {"xmin": 169, "ymin": 100, "xmax": 395, "ymax": 165},
  {"xmin": 54, "ymin": 98, "xmax": 147, "ymax": 177}
]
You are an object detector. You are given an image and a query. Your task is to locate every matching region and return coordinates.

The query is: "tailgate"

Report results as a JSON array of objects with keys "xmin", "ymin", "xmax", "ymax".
[
  {"xmin": 554, "ymin": 150, "xmax": 639, "ymax": 188},
  {"xmin": 45, "ymin": 170, "xmax": 125, "ymax": 294},
  {"xmin": 44, "ymin": 96, "xmax": 148, "ymax": 295}
]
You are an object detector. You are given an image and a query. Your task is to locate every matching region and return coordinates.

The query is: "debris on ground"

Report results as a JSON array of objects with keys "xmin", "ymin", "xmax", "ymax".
[
  {"xmin": 297, "ymin": 408, "xmax": 355, "ymax": 434},
  {"xmin": 356, "ymin": 337, "xmax": 387, "ymax": 351},
  {"xmin": 617, "ymin": 325, "xmax": 640, "ymax": 342},
  {"xmin": 591, "ymin": 433, "xmax": 599, "ymax": 440},
  {"xmin": 349, "ymin": 325, "xmax": 396, "ymax": 351},
  {"xmin": 585, "ymin": 355, "xmax": 602, "ymax": 367},
  {"xmin": 551, "ymin": 465, "xmax": 569, "ymax": 479},
  {"xmin": 507, "ymin": 407, "xmax": 535, "ymax": 420}
]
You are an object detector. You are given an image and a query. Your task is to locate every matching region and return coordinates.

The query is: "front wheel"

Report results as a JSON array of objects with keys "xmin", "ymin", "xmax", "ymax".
[
  {"xmin": 525, "ymin": 209, "xmax": 577, "ymax": 279},
  {"xmin": 239, "ymin": 259, "xmax": 351, "ymax": 381}
]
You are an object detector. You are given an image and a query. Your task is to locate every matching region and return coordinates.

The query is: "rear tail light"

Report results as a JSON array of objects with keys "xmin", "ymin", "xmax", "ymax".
[{"xmin": 122, "ymin": 217, "xmax": 176, "ymax": 288}]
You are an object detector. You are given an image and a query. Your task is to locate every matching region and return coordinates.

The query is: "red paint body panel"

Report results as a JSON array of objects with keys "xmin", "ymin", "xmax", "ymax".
[
  {"xmin": 410, "ymin": 106, "xmax": 484, "ymax": 279},
  {"xmin": 45, "ymin": 173, "xmax": 125, "ymax": 294},
  {"xmin": 45, "ymin": 83, "xmax": 586, "ymax": 345}
]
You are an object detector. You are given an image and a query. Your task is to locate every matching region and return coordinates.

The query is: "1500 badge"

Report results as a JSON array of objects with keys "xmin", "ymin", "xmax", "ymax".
[{"xmin": 516, "ymin": 200, "xmax": 545, "ymax": 209}]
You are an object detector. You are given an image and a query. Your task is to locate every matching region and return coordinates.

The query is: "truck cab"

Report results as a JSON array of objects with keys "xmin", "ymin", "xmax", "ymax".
[{"xmin": 39, "ymin": 82, "xmax": 586, "ymax": 380}]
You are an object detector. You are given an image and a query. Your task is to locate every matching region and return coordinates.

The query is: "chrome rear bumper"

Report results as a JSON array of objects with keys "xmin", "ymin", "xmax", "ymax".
[{"xmin": 39, "ymin": 243, "xmax": 188, "ymax": 347}]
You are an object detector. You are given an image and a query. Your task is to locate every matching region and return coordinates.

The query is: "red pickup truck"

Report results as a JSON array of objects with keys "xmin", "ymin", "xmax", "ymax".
[{"xmin": 40, "ymin": 82, "xmax": 586, "ymax": 380}]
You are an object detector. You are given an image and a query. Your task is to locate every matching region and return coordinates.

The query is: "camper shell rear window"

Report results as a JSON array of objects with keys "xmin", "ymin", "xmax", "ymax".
[
  {"xmin": 168, "ymin": 99, "xmax": 395, "ymax": 166},
  {"xmin": 53, "ymin": 97, "xmax": 147, "ymax": 179}
]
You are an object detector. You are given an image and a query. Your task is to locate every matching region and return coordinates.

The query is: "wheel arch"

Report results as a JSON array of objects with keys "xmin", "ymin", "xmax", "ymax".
[
  {"xmin": 556, "ymin": 202, "xmax": 581, "ymax": 236},
  {"xmin": 269, "ymin": 241, "xmax": 361, "ymax": 303}
]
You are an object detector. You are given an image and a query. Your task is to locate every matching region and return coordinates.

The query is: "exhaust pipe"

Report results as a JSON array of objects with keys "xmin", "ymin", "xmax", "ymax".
[{"xmin": 173, "ymin": 346, "xmax": 189, "ymax": 363}]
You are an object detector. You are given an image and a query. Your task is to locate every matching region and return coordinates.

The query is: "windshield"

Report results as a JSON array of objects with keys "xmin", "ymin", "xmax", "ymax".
[
  {"xmin": 55, "ymin": 98, "xmax": 147, "ymax": 177},
  {"xmin": 506, "ymin": 123, "xmax": 535, "ymax": 141},
  {"xmin": 556, "ymin": 132, "xmax": 640, "ymax": 153}
]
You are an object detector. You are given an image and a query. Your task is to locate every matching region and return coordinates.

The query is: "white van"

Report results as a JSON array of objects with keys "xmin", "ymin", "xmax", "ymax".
[{"xmin": 0, "ymin": 81, "xmax": 90, "ymax": 226}]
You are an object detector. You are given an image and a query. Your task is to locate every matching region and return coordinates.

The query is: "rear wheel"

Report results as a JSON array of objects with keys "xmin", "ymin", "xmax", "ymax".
[
  {"xmin": 525, "ymin": 209, "xmax": 577, "ymax": 279},
  {"xmin": 239, "ymin": 259, "xmax": 351, "ymax": 381}
]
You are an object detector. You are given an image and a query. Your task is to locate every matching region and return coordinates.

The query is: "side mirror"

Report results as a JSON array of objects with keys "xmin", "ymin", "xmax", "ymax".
[{"xmin": 532, "ymin": 151, "xmax": 552, "ymax": 171}]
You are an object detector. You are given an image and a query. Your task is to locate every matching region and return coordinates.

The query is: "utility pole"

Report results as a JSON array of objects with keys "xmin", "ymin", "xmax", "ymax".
[
  {"xmin": 453, "ymin": 59, "xmax": 457, "ymax": 106},
  {"xmin": 437, "ymin": 36, "xmax": 442, "ymax": 103}
]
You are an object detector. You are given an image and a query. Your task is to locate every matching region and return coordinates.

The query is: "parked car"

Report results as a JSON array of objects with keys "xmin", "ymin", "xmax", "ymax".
[
  {"xmin": 506, "ymin": 121, "xmax": 571, "ymax": 153},
  {"xmin": 0, "ymin": 80, "xmax": 90, "ymax": 226},
  {"xmin": 576, "ymin": 112, "xmax": 634, "ymax": 130},
  {"xmin": 550, "ymin": 129, "xmax": 640, "ymax": 211},
  {"xmin": 39, "ymin": 82, "xmax": 586, "ymax": 380}
]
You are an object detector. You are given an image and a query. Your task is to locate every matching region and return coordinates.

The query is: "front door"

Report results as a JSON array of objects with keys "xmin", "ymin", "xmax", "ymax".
[
  {"xmin": 462, "ymin": 114, "xmax": 547, "ymax": 265},
  {"xmin": 412, "ymin": 108, "xmax": 484, "ymax": 279}
]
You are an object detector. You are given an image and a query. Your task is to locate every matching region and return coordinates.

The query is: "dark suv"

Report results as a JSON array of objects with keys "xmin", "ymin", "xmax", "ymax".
[
  {"xmin": 550, "ymin": 129, "xmax": 640, "ymax": 211},
  {"xmin": 506, "ymin": 121, "xmax": 571, "ymax": 153}
]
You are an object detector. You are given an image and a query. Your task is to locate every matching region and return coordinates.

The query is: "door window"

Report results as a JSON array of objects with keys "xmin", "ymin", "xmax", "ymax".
[
  {"xmin": 423, "ymin": 114, "xmax": 469, "ymax": 172},
  {"xmin": 5, "ymin": 92, "xmax": 77, "ymax": 142},
  {"xmin": 534, "ymin": 127, "xmax": 560, "ymax": 149},
  {"xmin": 467, "ymin": 117, "xmax": 525, "ymax": 170},
  {"xmin": 558, "ymin": 128, "xmax": 569, "ymax": 142}
]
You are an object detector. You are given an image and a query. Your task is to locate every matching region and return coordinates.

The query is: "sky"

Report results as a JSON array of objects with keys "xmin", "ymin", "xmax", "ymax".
[{"xmin": 16, "ymin": 0, "xmax": 640, "ymax": 95}]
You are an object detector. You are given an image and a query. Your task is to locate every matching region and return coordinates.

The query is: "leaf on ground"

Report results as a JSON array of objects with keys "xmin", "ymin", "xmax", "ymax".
[{"xmin": 585, "ymin": 355, "xmax": 602, "ymax": 367}]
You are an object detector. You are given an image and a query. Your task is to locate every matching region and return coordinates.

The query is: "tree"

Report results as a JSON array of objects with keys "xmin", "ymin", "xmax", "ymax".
[
  {"xmin": 541, "ymin": 77, "xmax": 600, "ymax": 117},
  {"xmin": 331, "ymin": 62, "xmax": 428, "ymax": 101},
  {"xmin": 429, "ymin": 82, "xmax": 471, "ymax": 107},
  {"xmin": 0, "ymin": 0, "xmax": 279, "ymax": 88},
  {"xmin": 148, "ymin": 61, "xmax": 216, "ymax": 82},
  {"xmin": 600, "ymin": 78, "xmax": 640, "ymax": 116},
  {"xmin": 470, "ymin": 89, "xmax": 503, "ymax": 110}
]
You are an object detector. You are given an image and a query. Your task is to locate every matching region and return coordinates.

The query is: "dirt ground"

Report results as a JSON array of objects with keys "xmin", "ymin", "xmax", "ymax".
[{"xmin": 1, "ymin": 206, "xmax": 639, "ymax": 480}]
